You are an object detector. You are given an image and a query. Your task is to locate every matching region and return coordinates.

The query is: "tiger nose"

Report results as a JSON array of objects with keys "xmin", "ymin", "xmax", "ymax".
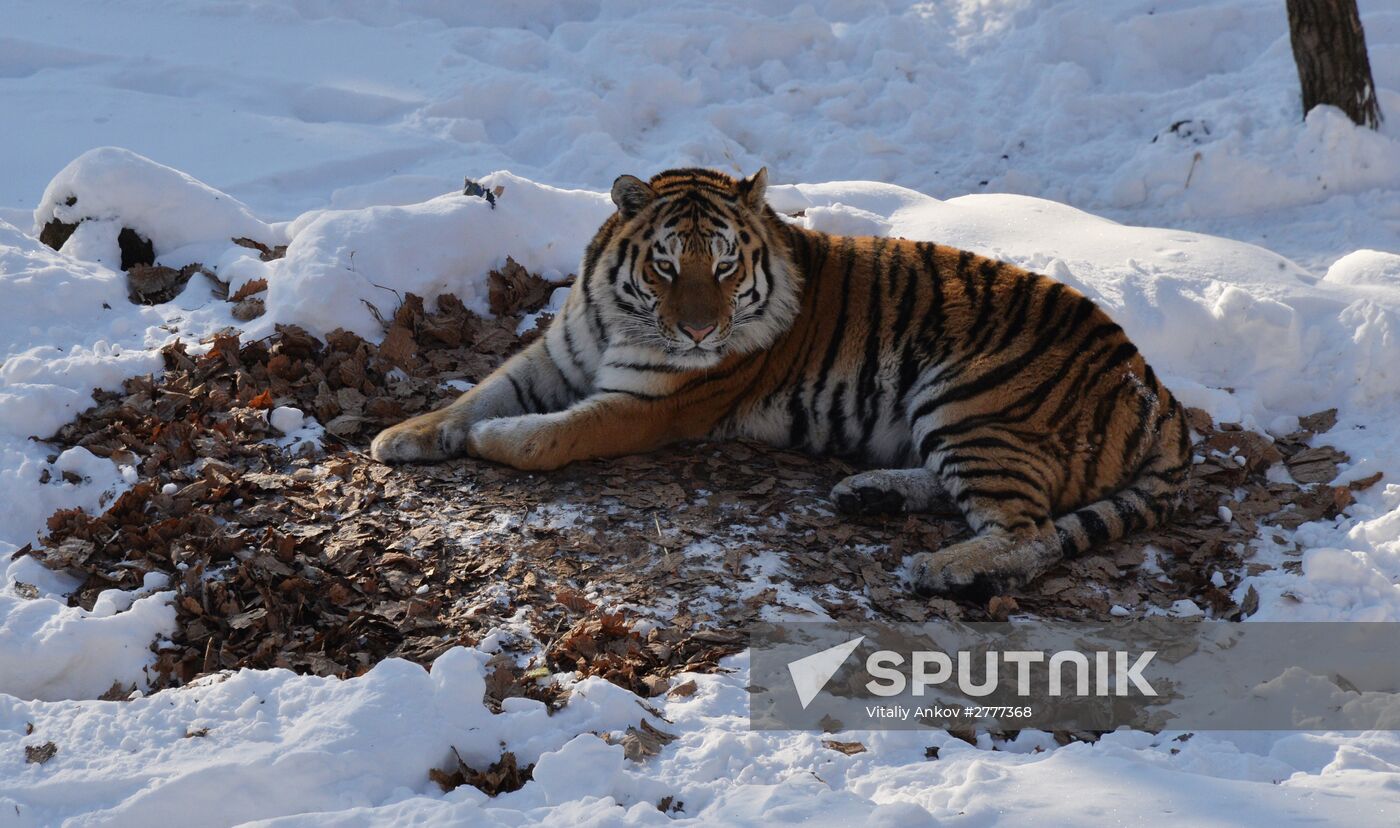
[{"xmin": 680, "ymin": 322, "xmax": 716, "ymax": 343}]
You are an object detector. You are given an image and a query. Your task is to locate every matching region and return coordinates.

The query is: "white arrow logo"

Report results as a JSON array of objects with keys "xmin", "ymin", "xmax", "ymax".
[{"xmin": 787, "ymin": 635, "xmax": 865, "ymax": 709}]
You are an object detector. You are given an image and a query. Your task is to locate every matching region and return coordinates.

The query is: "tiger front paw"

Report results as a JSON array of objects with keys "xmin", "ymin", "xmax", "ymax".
[
  {"xmin": 370, "ymin": 412, "xmax": 463, "ymax": 463},
  {"xmin": 831, "ymin": 479, "xmax": 908, "ymax": 515},
  {"xmin": 830, "ymin": 468, "xmax": 954, "ymax": 516}
]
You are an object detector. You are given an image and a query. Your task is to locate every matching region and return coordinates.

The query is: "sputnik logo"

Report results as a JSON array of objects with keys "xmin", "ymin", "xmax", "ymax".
[{"xmin": 787, "ymin": 635, "xmax": 865, "ymax": 709}]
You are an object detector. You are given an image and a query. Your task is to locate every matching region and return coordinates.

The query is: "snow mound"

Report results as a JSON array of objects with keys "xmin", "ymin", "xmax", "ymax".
[
  {"xmin": 2, "ymin": 644, "xmax": 1388, "ymax": 825},
  {"xmin": 260, "ymin": 172, "xmax": 610, "ymax": 339},
  {"xmin": 34, "ymin": 147, "xmax": 276, "ymax": 262},
  {"xmin": 1324, "ymin": 249, "xmax": 1400, "ymax": 288},
  {"xmin": 0, "ymin": 572, "xmax": 173, "ymax": 701},
  {"xmin": 0, "ymin": 220, "xmax": 145, "ymax": 366},
  {"xmin": 0, "ymin": 649, "xmax": 771, "ymax": 826}
]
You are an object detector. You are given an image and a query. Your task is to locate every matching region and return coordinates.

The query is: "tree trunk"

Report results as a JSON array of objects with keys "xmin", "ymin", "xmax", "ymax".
[{"xmin": 1286, "ymin": 0, "xmax": 1384, "ymax": 129}]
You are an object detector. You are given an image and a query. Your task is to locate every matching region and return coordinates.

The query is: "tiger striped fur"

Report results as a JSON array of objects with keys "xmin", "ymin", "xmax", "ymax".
[{"xmin": 371, "ymin": 167, "xmax": 1191, "ymax": 598}]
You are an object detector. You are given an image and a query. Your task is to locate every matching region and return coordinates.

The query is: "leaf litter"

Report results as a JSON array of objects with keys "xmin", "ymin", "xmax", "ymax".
[{"xmin": 430, "ymin": 746, "xmax": 532, "ymax": 796}]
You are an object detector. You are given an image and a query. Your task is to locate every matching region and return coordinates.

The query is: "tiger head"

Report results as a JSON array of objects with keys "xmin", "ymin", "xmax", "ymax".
[{"xmin": 593, "ymin": 167, "xmax": 800, "ymax": 366}]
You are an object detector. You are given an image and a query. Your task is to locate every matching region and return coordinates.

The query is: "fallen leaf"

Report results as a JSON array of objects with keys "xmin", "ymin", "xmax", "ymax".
[
  {"xmin": 488, "ymin": 257, "xmax": 560, "ymax": 317},
  {"xmin": 25, "ymin": 742, "xmax": 57, "ymax": 764},
  {"xmin": 231, "ymin": 278, "xmax": 269, "ymax": 302},
  {"xmin": 1348, "ymin": 471, "xmax": 1384, "ymax": 492},
  {"xmin": 1298, "ymin": 409, "xmax": 1338, "ymax": 434},
  {"xmin": 822, "ymin": 739, "xmax": 867, "ymax": 755},
  {"xmin": 615, "ymin": 719, "xmax": 677, "ymax": 761},
  {"xmin": 987, "ymin": 595, "xmax": 1019, "ymax": 621},
  {"xmin": 378, "ymin": 325, "xmax": 418, "ymax": 370},
  {"xmin": 667, "ymin": 679, "xmax": 698, "ymax": 699},
  {"xmin": 1240, "ymin": 585, "xmax": 1259, "ymax": 618}
]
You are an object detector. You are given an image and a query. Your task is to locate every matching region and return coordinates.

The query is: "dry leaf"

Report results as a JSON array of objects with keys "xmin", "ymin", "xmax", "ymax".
[
  {"xmin": 822, "ymin": 739, "xmax": 867, "ymax": 755},
  {"xmin": 1349, "ymin": 471, "xmax": 1383, "ymax": 492},
  {"xmin": 615, "ymin": 719, "xmax": 677, "ymax": 761},
  {"xmin": 378, "ymin": 325, "xmax": 418, "ymax": 370},
  {"xmin": 231, "ymin": 278, "xmax": 269, "ymax": 301},
  {"xmin": 232, "ymin": 297, "xmax": 265, "ymax": 321},
  {"xmin": 232, "ymin": 237, "xmax": 288, "ymax": 262},
  {"xmin": 488, "ymin": 257, "xmax": 560, "ymax": 317},
  {"xmin": 987, "ymin": 595, "xmax": 1019, "ymax": 621},
  {"xmin": 555, "ymin": 587, "xmax": 596, "ymax": 614},
  {"xmin": 127, "ymin": 263, "xmax": 201, "ymax": 304},
  {"xmin": 1240, "ymin": 585, "xmax": 1259, "ymax": 618},
  {"xmin": 1298, "ymin": 409, "xmax": 1338, "ymax": 434},
  {"xmin": 667, "ymin": 679, "xmax": 698, "ymax": 699}
]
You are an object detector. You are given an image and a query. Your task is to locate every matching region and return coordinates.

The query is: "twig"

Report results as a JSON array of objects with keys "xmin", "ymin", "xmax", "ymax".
[
  {"xmin": 654, "ymin": 514, "xmax": 672, "ymax": 570},
  {"xmin": 1184, "ymin": 151, "xmax": 1203, "ymax": 190}
]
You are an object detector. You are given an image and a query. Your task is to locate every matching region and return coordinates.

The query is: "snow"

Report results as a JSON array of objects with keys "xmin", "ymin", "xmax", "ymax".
[
  {"xmin": 1326, "ymin": 249, "xmax": 1400, "ymax": 288},
  {"xmin": 36, "ymin": 147, "xmax": 277, "ymax": 261},
  {"xmin": 258, "ymin": 172, "xmax": 608, "ymax": 339},
  {"xmin": 531, "ymin": 735, "xmax": 628, "ymax": 807},
  {"xmin": 266, "ymin": 408, "xmax": 326, "ymax": 457},
  {"xmin": 1, "ymin": 1, "xmax": 1397, "ymax": 270},
  {"xmin": 0, "ymin": 571, "xmax": 173, "ymax": 702},
  {"xmin": 0, "ymin": 222, "xmax": 164, "ymax": 555},
  {"xmin": 0, "ymin": 0, "xmax": 1399, "ymax": 823},
  {"xmin": 0, "ymin": 649, "xmax": 671, "ymax": 826},
  {"xmin": 6, "ymin": 648, "xmax": 1394, "ymax": 826},
  {"xmin": 1169, "ymin": 599, "xmax": 1207, "ymax": 619},
  {"xmin": 268, "ymin": 406, "xmax": 305, "ymax": 435}
]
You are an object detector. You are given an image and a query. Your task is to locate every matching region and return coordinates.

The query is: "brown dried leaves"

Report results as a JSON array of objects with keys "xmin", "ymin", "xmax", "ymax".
[
  {"xmin": 28, "ymin": 280, "xmax": 567, "ymax": 687},
  {"xmin": 488, "ymin": 256, "xmax": 571, "ymax": 318},
  {"xmin": 431, "ymin": 747, "xmax": 532, "ymax": 796},
  {"xmin": 127, "ymin": 263, "xmax": 206, "ymax": 305},
  {"xmin": 232, "ymin": 237, "xmax": 288, "ymax": 262},
  {"xmin": 24, "ymin": 742, "xmax": 58, "ymax": 765},
  {"xmin": 608, "ymin": 719, "xmax": 678, "ymax": 761}
]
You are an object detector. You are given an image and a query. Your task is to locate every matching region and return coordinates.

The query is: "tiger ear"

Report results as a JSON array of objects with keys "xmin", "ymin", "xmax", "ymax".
[
  {"xmin": 611, "ymin": 174, "xmax": 655, "ymax": 217},
  {"xmin": 737, "ymin": 167, "xmax": 768, "ymax": 210}
]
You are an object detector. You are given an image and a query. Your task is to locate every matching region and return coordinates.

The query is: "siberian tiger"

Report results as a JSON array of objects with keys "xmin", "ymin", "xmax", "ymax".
[{"xmin": 371, "ymin": 168, "xmax": 1190, "ymax": 598}]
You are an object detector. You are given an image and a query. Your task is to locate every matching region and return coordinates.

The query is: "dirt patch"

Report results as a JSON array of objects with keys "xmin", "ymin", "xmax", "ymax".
[
  {"xmin": 39, "ymin": 217, "xmax": 78, "ymax": 252},
  {"xmin": 12, "ymin": 267, "xmax": 1377, "ymax": 702}
]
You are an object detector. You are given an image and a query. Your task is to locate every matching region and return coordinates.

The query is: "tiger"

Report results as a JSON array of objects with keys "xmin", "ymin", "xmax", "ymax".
[{"xmin": 371, "ymin": 167, "xmax": 1191, "ymax": 599}]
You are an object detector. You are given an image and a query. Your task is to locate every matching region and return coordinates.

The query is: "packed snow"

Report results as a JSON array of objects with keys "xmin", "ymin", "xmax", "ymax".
[
  {"xmin": 2, "ymin": 0, "xmax": 1397, "ymax": 271},
  {"xmin": 2, "ymin": 0, "xmax": 1400, "ymax": 824}
]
